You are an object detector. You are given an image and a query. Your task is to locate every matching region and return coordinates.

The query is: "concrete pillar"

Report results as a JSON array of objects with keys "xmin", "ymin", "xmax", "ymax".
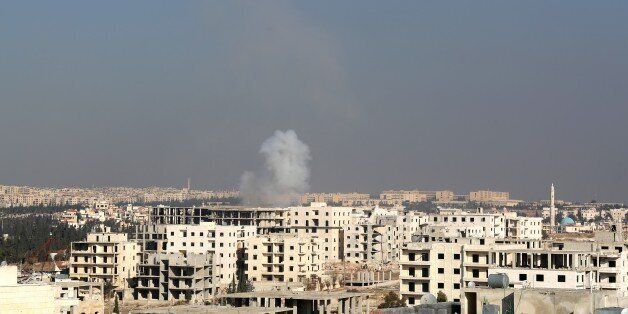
[{"xmin": 349, "ymin": 297, "xmax": 355, "ymax": 314}]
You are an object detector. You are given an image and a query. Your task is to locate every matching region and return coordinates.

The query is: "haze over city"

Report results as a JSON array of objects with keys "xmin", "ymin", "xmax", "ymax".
[{"xmin": 2, "ymin": 1, "xmax": 628, "ymax": 202}]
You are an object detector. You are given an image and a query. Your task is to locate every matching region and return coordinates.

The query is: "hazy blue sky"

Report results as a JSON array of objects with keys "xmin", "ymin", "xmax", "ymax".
[{"xmin": 1, "ymin": 1, "xmax": 628, "ymax": 201}]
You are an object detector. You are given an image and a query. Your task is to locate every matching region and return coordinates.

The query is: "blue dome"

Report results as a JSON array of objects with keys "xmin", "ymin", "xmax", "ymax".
[{"xmin": 560, "ymin": 217, "xmax": 575, "ymax": 226}]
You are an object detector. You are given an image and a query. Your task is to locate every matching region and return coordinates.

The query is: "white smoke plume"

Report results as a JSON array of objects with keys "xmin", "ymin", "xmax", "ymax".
[{"xmin": 239, "ymin": 130, "xmax": 311, "ymax": 206}]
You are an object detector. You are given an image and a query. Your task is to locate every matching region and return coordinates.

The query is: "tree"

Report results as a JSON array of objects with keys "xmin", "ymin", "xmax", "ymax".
[
  {"xmin": 576, "ymin": 210, "xmax": 584, "ymax": 224},
  {"xmin": 237, "ymin": 278, "xmax": 254, "ymax": 293},
  {"xmin": 226, "ymin": 277, "xmax": 237, "ymax": 294},
  {"xmin": 378, "ymin": 291, "xmax": 405, "ymax": 309},
  {"xmin": 437, "ymin": 291, "xmax": 447, "ymax": 302},
  {"xmin": 113, "ymin": 296, "xmax": 119, "ymax": 314}
]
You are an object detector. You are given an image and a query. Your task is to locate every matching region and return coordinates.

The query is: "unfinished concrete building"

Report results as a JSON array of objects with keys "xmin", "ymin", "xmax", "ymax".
[
  {"xmin": 69, "ymin": 227, "xmax": 140, "ymax": 287},
  {"xmin": 134, "ymin": 252, "xmax": 213, "ymax": 302}
]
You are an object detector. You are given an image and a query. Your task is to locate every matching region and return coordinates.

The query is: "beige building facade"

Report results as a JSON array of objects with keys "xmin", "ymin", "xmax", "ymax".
[
  {"xmin": 69, "ymin": 228, "xmax": 140, "ymax": 287},
  {"xmin": 245, "ymin": 234, "xmax": 324, "ymax": 283}
]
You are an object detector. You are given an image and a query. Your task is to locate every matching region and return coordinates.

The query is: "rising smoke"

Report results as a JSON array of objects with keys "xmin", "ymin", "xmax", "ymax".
[{"xmin": 239, "ymin": 130, "xmax": 311, "ymax": 206}]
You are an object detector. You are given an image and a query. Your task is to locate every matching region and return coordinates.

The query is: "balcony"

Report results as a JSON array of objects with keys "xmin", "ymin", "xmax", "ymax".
[{"xmin": 401, "ymin": 259, "xmax": 431, "ymax": 266}]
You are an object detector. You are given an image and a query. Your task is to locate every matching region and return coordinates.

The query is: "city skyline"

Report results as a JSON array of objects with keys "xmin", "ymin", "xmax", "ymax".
[{"xmin": 2, "ymin": 1, "xmax": 628, "ymax": 202}]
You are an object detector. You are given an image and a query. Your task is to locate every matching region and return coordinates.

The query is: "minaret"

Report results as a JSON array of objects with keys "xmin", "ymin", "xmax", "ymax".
[{"xmin": 550, "ymin": 183, "xmax": 556, "ymax": 233}]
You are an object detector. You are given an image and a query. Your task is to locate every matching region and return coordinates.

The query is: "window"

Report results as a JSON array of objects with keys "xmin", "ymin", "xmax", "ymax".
[
  {"xmin": 453, "ymin": 254, "xmax": 460, "ymax": 260},
  {"xmin": 536, "ymin": 274, "xmax": 544, "ymax": 282},
  {"xmin": 409, "ymin": 268, "xmax": 415, "ymax": 276},
  {"xmin": 438, "ymin": 253, "xmax": 444, "ymax": 260},
  {"xmin": 454, "ymin": 283, "xmax": 460, "ymax": 289},
  {"xmin": 437, "ymin": 282, "xmax": 444, "ymax": 289},
  {"xmin": 454, "ymin": 269, "xmax": 460, "ymax": 275},
  {"xmin": 472, "ymin": 269, "xmax": 479, "ymax": 278},
  {"xmin": 438, "ymin": 268, "xmax": 444, "ymax": 274},
  {"xmin": 558, "ymin": 275, "xmax": 565, "ymax": 282},
  {"xmin": 408, "ymin": 282, "xmax": 415, "ymax": 292},
  {"xmin": 422, "ymin": 283, "xmax": 429, "ymax": 292},
  {"xmin": 519, "ymin": 274, "xmax": 527, "ymax": 281},
  {"xmin": 472, "ymin": 254, "xmax": 479, "ymax": 263},
  {"xmin": 422, "ymin": 268, "xmax": 429, "ymax": 277},
  {"xmin": 408, "ymin": 253, "xmax": 415, "ymax": 261}
]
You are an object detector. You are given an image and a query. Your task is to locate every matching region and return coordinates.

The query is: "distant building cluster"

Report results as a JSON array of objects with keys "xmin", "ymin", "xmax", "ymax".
[
  {"xmin": 3, "ymin": 183, "xmax": 628, "ymax": 313},
  {"xmin": 301, "ymin": 189, "xmax": 520, "ymax": 207},
  {"xmin": 55, "ymin": 203, "xmax": 150, "ymax": 227},
  {"xmin": 0, "ymin": 184, "xmax": 238, "ymax": 208}
]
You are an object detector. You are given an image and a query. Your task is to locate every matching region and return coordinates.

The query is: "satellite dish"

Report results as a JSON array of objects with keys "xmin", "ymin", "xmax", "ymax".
[
  {"xmin": 467, "ymin": 281, "xmax": 476, "ymax": 288},
  {"xmin": 420, "ymin": 293, "xmax": 437, "ymax": 305}
]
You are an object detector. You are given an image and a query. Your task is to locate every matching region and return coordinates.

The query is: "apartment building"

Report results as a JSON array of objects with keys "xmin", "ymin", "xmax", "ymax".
[
  {"xmin": 400, "ymin": 237, "xmax": 517, "ymax": 305},
  {"xmin": 69, "ymin": 228, "xmax": 140, "ymax": 287},
  {"xmin": 136, "ymin": 222, "xmax": 256, "ymax": 285},
  {"xmin": 245, "ymin": 234, "xmax": 324, "ymax": 283},
  {"xmin": 418, "ymin": 208, "xmax": 542, "ymax": 240},
  {"xmin": 286, "ymin": 202, "xmax": 353, "ymax": 262},
  {"xmin": 434, "ymin": 190, "xmax": 455, "ymax": 203},
  {"xmin": 299, "ymin": 193, "xmax": 372, "ymax": 206},
  {"xmin": 299, "ymin": 193, "xmax": 335, "ymax": 204},
  {"xmin": 134, "ymin": 252, "xmax": 213, "ymax": 302},
  {"xmin": 379, "ymin": 190, "xmax": 427, "ymax": 205},
  {"xmin": 396, "ymin": 211, "xmax": 428, "ymax": 247},
  {"xmin": 582, "ymin": 207, "xmax": 600, "ymax": 221},
  {"xmin": 468, "ymin": 190, "xmax": 509, "ymax": 203},
  {"xmin": 344, "ymin": 218, "xmax": 388, "ymax": 264},
  {"xmin": 150, "ymin": 206, "xmax": 290, "ymax": 234},
  {"xmin": 505, "ymin": 216, "xmax": 544, "ymax": 239},
  {"xmin": 342, "ymin": 206, "xmax": 423, "ymax": 264},
  {"xmin": 400, "ymin": 230, "xmax": 628, "ymax": 306}
]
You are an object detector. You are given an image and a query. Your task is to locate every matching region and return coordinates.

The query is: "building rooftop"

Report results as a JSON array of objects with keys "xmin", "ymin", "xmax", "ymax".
[
  {"xmin": 131, "ymin": 305, "xmax": 294, "ymax": 314},
  {"xmin": 219, "ymin": 291, "xmax": 370, "ymax": 300}
]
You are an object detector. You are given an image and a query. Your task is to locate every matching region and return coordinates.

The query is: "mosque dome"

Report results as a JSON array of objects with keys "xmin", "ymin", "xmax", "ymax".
[{"xmin": 560, "ymin": 217, "xmax": 575, "ymax": 226}]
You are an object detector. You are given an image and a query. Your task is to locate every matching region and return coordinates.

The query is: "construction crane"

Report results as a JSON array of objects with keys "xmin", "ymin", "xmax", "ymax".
[{"xmin": 22, "ymin": 235, "xmax": 62, "ymax": 272}]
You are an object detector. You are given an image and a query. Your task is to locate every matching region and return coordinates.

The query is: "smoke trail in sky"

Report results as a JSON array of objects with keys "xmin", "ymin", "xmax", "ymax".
[{"xmin": 240, "ymin": 130, "xmax": 311, "ymax": 206}]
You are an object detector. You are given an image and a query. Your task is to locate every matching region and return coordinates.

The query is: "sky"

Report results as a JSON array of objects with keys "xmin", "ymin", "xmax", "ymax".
[{"xmin": 1, "ymin": 1, "xmax": 628, "ymax": 202}]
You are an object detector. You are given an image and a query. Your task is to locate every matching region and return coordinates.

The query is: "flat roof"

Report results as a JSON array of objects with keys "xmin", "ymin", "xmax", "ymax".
[
  {"xmin": 131, "ymin": 305, "xmax": 293, "ymax": 314},
  {"xmin": 219, "ymin": 291, "xmax": 370, "ymax": 300}
]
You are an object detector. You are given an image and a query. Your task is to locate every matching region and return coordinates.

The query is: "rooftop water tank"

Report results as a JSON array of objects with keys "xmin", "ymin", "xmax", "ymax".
[
  {"xmin": 595, "ymin": 308, "xmax": 628, "ymax": 314},
  {"xmin": 488, "ymin": 273, "xmax": 509, "ymax": 288}
]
